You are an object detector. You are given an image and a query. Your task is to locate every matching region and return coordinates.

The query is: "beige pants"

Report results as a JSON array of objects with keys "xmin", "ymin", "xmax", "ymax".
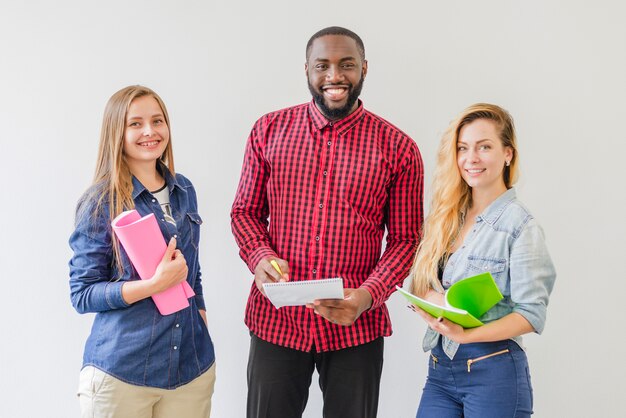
[{"xmin": 78, "ymin": 364, "xmax": 216, "ymax": 418}]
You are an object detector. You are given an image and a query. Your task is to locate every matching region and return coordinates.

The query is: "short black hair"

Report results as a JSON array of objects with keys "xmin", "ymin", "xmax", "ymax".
[{"xmin": 306, "ymin": 26, "xmax": 365, "ymax": 60}]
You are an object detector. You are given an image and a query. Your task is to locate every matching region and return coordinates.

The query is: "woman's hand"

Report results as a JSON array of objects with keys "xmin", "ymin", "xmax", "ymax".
[
  {"xmin": 409, "ymin": 305, "xmax": 471, "ymax": 344},
  {"xmin": 151, "ymin": 237, "xmax": 188, "ymax": 294},
  {"xmin": 121, "ymin": 237, "xmax": 188, "ymax": 304}
]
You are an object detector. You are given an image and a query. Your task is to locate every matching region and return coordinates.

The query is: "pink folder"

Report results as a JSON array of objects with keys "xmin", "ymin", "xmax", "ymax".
[{"xmin": 111, "ymin": 210, "xmax": 195, "ymax": 315}]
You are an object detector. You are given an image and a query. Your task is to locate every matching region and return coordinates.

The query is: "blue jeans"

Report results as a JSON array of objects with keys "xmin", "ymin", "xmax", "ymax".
[{"xmin": 416, "ymin": 339, "xmax": 533, "ymax": 418}]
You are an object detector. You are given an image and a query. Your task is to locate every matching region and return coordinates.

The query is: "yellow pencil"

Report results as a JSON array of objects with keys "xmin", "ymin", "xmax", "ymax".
[{"xmin": 270, "ymin": 259, "xmax": 283, "ymax": 276}]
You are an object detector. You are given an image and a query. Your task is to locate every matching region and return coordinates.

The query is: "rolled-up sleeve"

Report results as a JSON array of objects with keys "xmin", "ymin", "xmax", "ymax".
[
  {"xmin": 69, "ymin": 204, "xmax": 130, "ymax": 314},
  {"xmin": 510, "ymin": 220, "xmax": 556, "ymax": 334}
]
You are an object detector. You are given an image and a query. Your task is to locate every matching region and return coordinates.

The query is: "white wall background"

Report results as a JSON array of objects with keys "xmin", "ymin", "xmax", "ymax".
[{"xmin": 1, "ymin": 1, "xmax": 624, "ymax": 417}]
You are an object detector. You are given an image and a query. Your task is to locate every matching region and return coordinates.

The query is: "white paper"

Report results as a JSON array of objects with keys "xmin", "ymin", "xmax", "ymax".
[{"xmin": 263, "ymin": 278, "xmax": 344, "ymax": 308}]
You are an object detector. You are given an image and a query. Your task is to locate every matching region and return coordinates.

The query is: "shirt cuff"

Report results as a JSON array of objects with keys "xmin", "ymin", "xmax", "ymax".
[
  {"xmin": 247, "ymin": 247, "xmax": 278, "ymax": 273},
  {"xmin": 360, "ymin": 278, "xmax": 386, "ymax": 310},
  {"xmin": 104, "ymin": 281, "xmax": 130, "ymax": 310},
  {"xmin": 513, "ymin": 303, "xmax": 547, "ymax": 334},
  {"xmin": 195, "ymin": 295, "xmax": 206, "ymax": 311}
]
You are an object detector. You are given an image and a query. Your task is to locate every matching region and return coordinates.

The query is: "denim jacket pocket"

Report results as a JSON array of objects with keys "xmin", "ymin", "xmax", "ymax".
[
  {"xmin": 186, "ymin": 212, "xmax": 203, "ymax": 250},
  {"xmin": 467, "ymin": 255, "xmax": 507, "ymax": 281}
]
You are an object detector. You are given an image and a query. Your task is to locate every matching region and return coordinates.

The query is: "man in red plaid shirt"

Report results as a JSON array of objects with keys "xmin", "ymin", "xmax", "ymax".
[{"xmin": 231, "ymin": 26, "xmax": 423, "ymax": 418}]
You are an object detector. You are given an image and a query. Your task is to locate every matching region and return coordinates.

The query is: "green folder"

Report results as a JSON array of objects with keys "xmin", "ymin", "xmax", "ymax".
[{"xmin": 396, "ymin": 272, "xmax": 503, "ymax": 328}]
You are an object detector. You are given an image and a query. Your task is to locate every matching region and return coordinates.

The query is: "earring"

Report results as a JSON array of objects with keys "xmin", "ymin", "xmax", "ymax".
[{"xmin": 505, "ymin": 160, "xmax": 511, "ymax": 166}]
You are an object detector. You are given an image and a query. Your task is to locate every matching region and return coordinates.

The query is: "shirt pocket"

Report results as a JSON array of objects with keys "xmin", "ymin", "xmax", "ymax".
[
  {"xmin": 337, "ymin": 161, "xmax": 390, "ymax": 222},
  {"xmin": 186, "ymin": 212, "xmax": 203, "ymax": 250},
  {"xmin": 466, "ymin": 255, "xmax": 507, "ymax": 282}
]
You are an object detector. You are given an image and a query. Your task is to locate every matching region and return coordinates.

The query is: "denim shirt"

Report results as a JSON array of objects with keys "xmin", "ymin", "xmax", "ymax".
[
  {"xmin": 69, "ymin": 167, "xmax": 215, "ymax": 389},
  {"xmin": 423, "ymin": 188, "xmax": 556, "ymax": 359}
]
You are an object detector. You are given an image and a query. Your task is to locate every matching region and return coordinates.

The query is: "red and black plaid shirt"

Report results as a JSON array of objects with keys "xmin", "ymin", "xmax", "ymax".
[{"xmin": 231, "ymin": 100, "xmax": 423, "ymax": 352}]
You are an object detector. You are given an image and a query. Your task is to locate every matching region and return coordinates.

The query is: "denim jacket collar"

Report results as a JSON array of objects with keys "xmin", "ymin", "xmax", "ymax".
[
  {"xmin": 476, "ymin": 187, "xmax": 517, "ymax": 226},
  {"xmin": 423, "ymin": 185, "xmax": 556, "ymax": 360},
  {"xmin": 131, "ymin": 161, "xmax": 185, "ymax": 200}
]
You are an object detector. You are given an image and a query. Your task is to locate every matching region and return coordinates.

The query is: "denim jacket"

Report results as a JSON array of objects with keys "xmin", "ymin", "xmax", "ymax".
[
  {"xmin": 69, "ymin": 166, "xmax": 215, "ymax": 389},
  {"xmin": 423, "ymin": 188, "xmax": 556, "ymax": 359}
]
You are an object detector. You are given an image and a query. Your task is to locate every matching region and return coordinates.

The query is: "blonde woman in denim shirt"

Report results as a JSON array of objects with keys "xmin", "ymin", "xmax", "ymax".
[
  {"xmin": 409, "ymin": 104, "xmax": 556, "ymax": 418},
  {"xmin": 69, "ymin": 86, "xmax": 215, "ymax": 418}
]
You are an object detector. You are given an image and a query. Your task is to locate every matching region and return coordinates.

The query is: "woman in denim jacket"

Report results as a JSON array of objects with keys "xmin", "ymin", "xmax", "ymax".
[
  {"xmin": 69, "ymin": 86, "xmax": 215, "ymax": 418},
  {"xmin": 409, "ymin": 103, "xmax": 556, "ymax": 418}
]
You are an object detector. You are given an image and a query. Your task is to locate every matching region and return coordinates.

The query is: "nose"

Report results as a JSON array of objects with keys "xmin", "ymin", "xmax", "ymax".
[
  {"xmin": 326, "ymin": 65, "xmax": 344, "ymax": 83},
  {"xmin": 143, "ymin": 124, "xmax": 155, "ymax": 137},
  {"xmin": 467, "ymin": 148, "xmax": 479, "ymax": 163}
]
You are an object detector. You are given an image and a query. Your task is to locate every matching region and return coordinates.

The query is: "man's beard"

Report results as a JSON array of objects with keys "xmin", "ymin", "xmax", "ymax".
[{"xmin": 308, "ymin": 76, "xmax": 364, "ymax": 120}]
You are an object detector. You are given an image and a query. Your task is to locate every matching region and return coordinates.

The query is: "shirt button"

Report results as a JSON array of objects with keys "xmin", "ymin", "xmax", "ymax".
[
  {"xmin": 152, "ymin": 199, "xmax": 156, "ymax": 203},
  {"xmin": 315, "ymin": 236, "xmax": 320, "ymax": 241},
  {"xmin": 327, "ymin": 141, "xmax": 332, "ymax": 146},
  {"xmin": 312, "ymin": 269, "xmax": 317, "ymax": 274},
  {"xmin": 173, "ymin": 346, "xmax": 178, "ymax": 350},
  {"xmin": 161, "ymin": 218, "xmax": 165, "ymax": 222},
  {"xmin": 174, "ymin": 234, "xmax": 178, "ymax": 238},
  {"xmin": 323, "ymin": 171, "xmax": 328, "ymax": 176},
  {"xmin": 319, "ymin": 204, "xmax": 323, "ymax": 209},
  {"xmin": 175, "ymin": 324, "xmax": 180, "ymax": 328}
]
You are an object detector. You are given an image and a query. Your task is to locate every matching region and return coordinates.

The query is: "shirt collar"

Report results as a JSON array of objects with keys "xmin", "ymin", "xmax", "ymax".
[
  {"xmin": 308, "ymin": 99, "xmax": 365, "ymax": 135},
  {"xmin": 131, "ymin": 161, "xmax": 183, "ymax": 199},
  {"xmin": 477, "ymin": 187, "xmax": 517, "ymax": 225}
]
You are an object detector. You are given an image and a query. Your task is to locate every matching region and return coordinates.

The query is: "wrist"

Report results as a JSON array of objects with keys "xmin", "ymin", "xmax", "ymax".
[
  {"xmin": 146, "ymin": 276, "xmax": 162, "ymax": 295},
  {"xmin": 249, "ymin": 248, "xmax": 278, "ymax": 273},
  {"xmin": 461, "ymin": 327, "xmax": 476, "ymax": 344},
  {"xmin": 356, "ymin": 288, "xmax": 373, "ymax": 313},
  {"xmin": 121, "ymin": 278, "xmax": 157, "ymax": 305}
]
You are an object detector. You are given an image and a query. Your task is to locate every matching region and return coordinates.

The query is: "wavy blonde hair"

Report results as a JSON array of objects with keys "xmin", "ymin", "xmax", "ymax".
[
  {"xmin": 78, "ymin": 85, "xmax": 175, "ymax": 276},
  {"xmin": 410, "ymin": 103, "xmax": 518, "ymax": 296}
]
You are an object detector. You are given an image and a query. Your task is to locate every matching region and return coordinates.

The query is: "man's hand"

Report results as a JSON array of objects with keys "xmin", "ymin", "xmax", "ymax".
[
  {"xmin": 254, "ymin": 257, "xmax": 290, "ymax": 296},
  {"xmin": 307, "ymin": 288, "xmax": 373, "ymax": 326}
]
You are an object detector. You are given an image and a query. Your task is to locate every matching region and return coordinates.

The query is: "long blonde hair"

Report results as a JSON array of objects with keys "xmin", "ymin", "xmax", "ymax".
[
  {"xmin": 77, "ymin": 85, "xmax": 175, "ymax": 277},
  {"xmin": 410, "ymin": 103, "xmax": 518, "ymax": 296}
]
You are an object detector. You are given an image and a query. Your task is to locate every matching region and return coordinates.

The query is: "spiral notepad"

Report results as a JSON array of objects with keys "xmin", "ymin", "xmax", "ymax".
[{"xmin": 263, "ymin": 278, "xmax": 344, "ymax": 308}]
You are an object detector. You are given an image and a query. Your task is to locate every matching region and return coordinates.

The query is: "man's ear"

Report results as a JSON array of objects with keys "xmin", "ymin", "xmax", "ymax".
[{"xmin": 362, "ymin": 59, "xmax": 368, "ymax": 79}]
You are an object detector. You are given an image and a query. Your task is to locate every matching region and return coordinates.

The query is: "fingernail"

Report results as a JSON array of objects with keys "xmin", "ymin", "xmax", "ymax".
[{"xmin": 437, "ymin": 317, "xmax": 443, "ymax": 323}]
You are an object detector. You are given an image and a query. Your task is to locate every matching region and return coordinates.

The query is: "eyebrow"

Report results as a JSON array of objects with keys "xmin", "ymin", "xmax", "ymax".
[
  {"xmin": 127, "ymin": 113, "xmax": 164, "ymax": 120},
  {"xmin": 314, "ymin": 56, "xmax": 357, "ymax": 62},
  {"xmin": 458, "ymin": 138, "xmax": 494, "ymax": 145}
]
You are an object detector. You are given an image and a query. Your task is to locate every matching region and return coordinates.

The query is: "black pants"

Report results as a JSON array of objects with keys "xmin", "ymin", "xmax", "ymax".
[{"xmin": 247, "ymin": 334, "xmax": 384, "ymax": 418}]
